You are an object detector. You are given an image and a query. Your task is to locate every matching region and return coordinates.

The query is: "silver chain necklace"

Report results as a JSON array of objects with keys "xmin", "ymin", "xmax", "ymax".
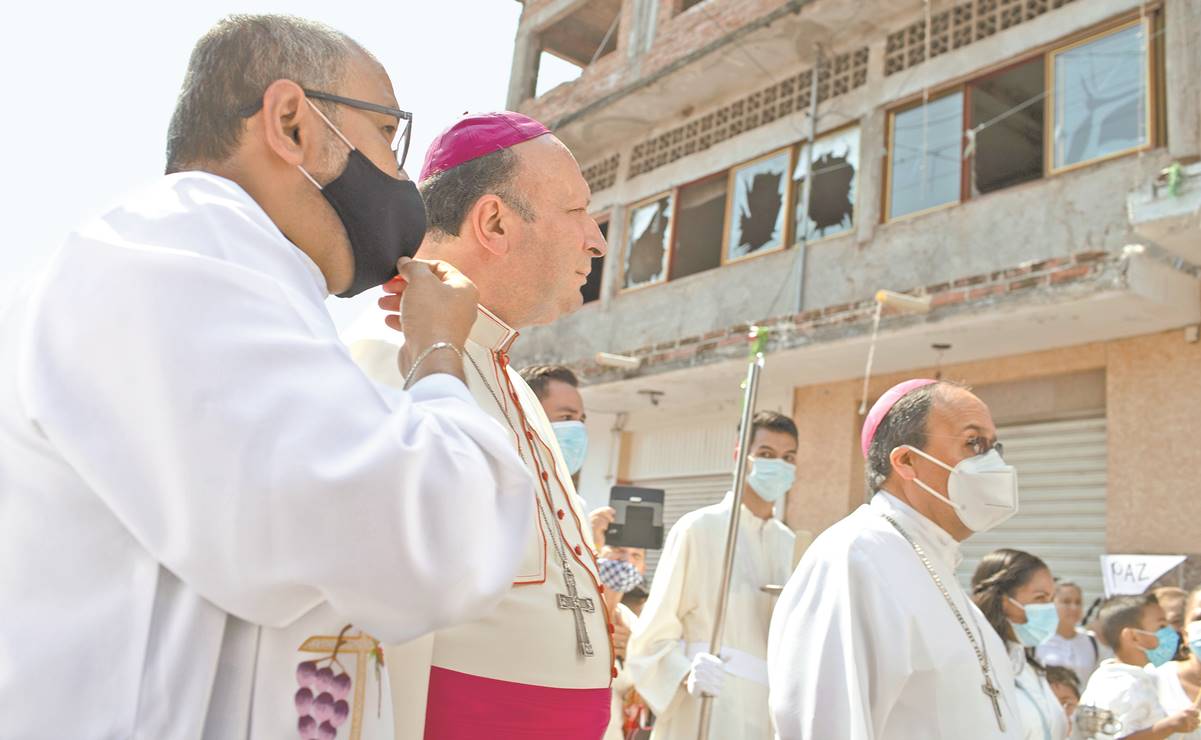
[
  {"xmin": 880, "ymin": 512, "xmax": 1007, "ymax": 732},
  {"xmin": 463, "ymin": 348, "xmax": 597, "ymax": 658}
]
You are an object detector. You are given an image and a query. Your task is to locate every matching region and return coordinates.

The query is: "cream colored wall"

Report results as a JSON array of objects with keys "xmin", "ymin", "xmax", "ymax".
[
  {"xmin": 1107, "ymin": 329, "xmax": 1201, "ymax": 554},
  {"xmin": 786, "ymin": 329, "xmax": 1201, "ymax": 556}
]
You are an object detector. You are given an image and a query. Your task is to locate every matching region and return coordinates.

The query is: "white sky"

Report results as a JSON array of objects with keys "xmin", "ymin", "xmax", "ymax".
[{"xmin": 0, "ymin": 1, "xmax": 579, "ymax": 327}]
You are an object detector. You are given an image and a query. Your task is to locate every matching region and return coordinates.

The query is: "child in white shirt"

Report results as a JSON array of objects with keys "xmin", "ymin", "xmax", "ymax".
[{"xmin": 1078, "ymin": 595, "xmax": 1198, "ymax": 739}]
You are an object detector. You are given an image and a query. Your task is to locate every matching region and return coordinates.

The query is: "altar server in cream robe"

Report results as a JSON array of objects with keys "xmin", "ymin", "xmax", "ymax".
[{"xmin": 625, "ymin": 411, "xmax": 798, "ymax": 739}]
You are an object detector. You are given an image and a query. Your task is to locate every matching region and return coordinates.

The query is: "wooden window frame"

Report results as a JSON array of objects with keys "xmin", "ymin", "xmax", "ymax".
[
  {"xmin": 720, "ymin": 145, "xmax": 797, "ymax": 267},
  {"xmin": 880, "ymin": 9, "xmax": 1163, "ymax": 224},
  {"xmin": 619, "ymin": 191, "xmax": 675, "ymax": 294},
  {"xmin": 668, "ymin": 170, "xmax": 730, "ymax": 282},
  {"xmin": 882, "ymin": 88, "xmax": 967, "ymax": 224},
  {"xmin": 1044, "ymin": 16, "xmax": 1158, "ymax": 176},
  {"xmin": 792, "ymin": 121, "xmax": 863, "ymax": 247}
]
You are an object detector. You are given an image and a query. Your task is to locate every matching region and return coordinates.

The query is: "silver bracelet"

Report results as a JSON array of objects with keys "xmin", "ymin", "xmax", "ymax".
[{"xmin": 403, "ymin": 341, "xmax": 464, "ymax": 389}]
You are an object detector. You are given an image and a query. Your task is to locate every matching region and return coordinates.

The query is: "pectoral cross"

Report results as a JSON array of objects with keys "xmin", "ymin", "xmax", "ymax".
[
  {"xmin": 981, "ymin": 673, "xmax": 1006, "ymax": 732},
  {"xmin": 555, "ymin": 566, "xmax": 596, "ymax": 657}
]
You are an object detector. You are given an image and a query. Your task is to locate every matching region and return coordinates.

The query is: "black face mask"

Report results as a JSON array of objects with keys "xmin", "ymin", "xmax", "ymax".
[{"xmin": 301, "ymin": 104, "xmax": 427, "ymax": 298}]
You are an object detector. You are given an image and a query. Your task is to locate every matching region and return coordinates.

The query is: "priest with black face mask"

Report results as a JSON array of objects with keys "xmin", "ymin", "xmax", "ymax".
[{"xmin": 0, "ymin": 14, "xmax": 535, "ymax": 740}]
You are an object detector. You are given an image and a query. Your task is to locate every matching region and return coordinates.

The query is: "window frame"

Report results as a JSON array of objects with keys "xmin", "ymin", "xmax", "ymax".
[
  {"xmin": 720, "ymin": 145, "xmax": 797, "ymax": 267},
  {"xmin": 883, "ymin": 87, "xmax": 968, "ymax": 223},
  {"xmin": 792, "ymin": 121, "xmax": 863, "ymax": 247},
  {"xmin": 619, "ymin": 190, "xmax": 676, "ymax": 294},
  {"xmin": 668, "ymin": 170, "xmax": 730, "ymax": 282},
  {"xmin": 1044, "ymin": 16, "xmax": 1157, "ymax": 177},
  {"xmin": 879, "ymin": 10, "xmax": 1161, "ymax": 224}
]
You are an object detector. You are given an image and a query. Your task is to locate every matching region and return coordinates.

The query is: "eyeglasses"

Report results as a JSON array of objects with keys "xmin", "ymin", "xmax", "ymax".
[
  {"xmin": 967, "ymin": 438, "xmax": 1003, "ymax": 457},
  {"xmin": 239, "ymin": 88, "xmax": 413, "ymax": 172}
]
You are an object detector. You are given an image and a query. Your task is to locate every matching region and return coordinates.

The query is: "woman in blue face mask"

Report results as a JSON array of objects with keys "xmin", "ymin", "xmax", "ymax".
[{"xmin": 971, "ymin": 548, "xmax": 1069, "ymax": 740}]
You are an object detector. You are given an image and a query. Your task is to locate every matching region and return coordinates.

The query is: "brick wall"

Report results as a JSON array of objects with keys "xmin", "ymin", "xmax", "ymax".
[{"xmin": 517, "ymin": 0, "xmax": 806, "ymax": 124}]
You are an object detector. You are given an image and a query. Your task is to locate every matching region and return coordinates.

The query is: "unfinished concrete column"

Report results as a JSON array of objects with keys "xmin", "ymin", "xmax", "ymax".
[
  {"xmin": 1164, "ymin": 0, "xmax": 1201, "ymax": 157},
  {"xmin": 506, "ymin": 29, "xmax": 540, "ymax": 111}
]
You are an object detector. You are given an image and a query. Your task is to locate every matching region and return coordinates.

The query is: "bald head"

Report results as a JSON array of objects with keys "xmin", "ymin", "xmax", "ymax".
[
  {"xmin": 871, "ymin": 382, "xmax": 999, "ymax": 541},
  {"xmin": 867, "ymin": 381, "xmax": 963, "ymax": 491}
]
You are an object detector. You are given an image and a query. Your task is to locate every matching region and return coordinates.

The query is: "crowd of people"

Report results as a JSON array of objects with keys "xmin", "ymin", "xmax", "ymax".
[{"xmin": 2, "ymin": 13, "xmax": 1196, "ymax": 740}]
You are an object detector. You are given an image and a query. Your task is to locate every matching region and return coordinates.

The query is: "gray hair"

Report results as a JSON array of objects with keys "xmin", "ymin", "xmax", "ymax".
[
  {"xmin": 165, "ymin": 14, "xmax": 360, "ymax": 173},
  {"xmin": 865, "ymin": 381, "xmax": 954, "ymax": 492},
  {"xmin": 420, "ymin": 147, "xmax": 535, "ymax": 238}
]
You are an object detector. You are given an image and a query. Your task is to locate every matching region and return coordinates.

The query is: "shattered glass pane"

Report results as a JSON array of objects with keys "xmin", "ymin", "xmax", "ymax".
[
  {"xmin": 794, "ymin": 126, "xmax": 859, "ymax": 242},
  {"xmin": 726, "ymin": 150, "xmax": 790, "ymax": 262},
  {"xmin": 623, "ymin": 195, "xmax": 673, "ymax": 289},
  {"xmin": 1052, "ymin": 23, "xmax": 1147, "ymax": 169}
]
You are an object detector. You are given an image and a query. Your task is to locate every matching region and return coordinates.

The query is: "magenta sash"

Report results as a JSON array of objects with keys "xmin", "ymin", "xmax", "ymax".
[{"xmin": 423, "ymin": 666, "xmax": 611, "ymax": 739}]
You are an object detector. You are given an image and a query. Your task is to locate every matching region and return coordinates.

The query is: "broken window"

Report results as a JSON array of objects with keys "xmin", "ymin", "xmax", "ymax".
[
  {"xmin": 793, "ymin": 127, "xmax": 859, "ymax": 243},
  {"xmin": 670, "ymin": 174, "xmax": 727, "ymax": 280},
  {"xmin": 887, "ymin": 91, "xmax": 963, "ymax": 220},
  {"xmin": 533, "ymin": 0, "xmax": 621, "ymax": 97},
  {"xmin": 725, "ymin": 148, "xmax": 792, "ymax": 263},
  {"xmin": 623, "ymin": 194, "xmax": 673, "ymax": 290},
  {"xmin": 1050, "ymin": 21, "xmax": 1149, "ymax": 171},
  {"xmin": 581, "ymin": 218, "xmax": 608, "ymax": 303},
  {"xmin": 969, "ymin": 57, "xmax": 1044, "ymax": 195}
]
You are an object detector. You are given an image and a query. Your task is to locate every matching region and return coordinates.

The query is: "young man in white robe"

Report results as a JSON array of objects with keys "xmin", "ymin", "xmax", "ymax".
[
  {"xmin": 346, "ymin": 112, "xmax": 614, "ymax": 739},
  {"xmin": 769, "ymin": 379, "xmax": 1025, "ymax": 740},
  {"xmin": 0, "ymin": 15, "xmax": 537, "ymax": 740},
  {"xmin": 625, "ymin": 411, "xmax": 798, "ymax": 739}
]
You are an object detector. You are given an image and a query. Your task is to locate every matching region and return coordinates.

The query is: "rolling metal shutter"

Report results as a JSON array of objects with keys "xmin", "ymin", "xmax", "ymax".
[{"xmin": 957, "ymin": 417, "xmax": 1108, "ymax": 605}]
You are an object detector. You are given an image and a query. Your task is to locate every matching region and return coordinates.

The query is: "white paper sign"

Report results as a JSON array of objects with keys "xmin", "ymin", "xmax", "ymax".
[{"xmin": 1100, "ymin": 554, "xmax": 1186, "ymax": 596}]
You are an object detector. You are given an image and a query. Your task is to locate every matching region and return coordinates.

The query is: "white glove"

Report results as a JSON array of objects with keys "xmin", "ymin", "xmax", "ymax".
[{"xmin": 686, "ymin": 652, "xmax": 726, "ymax": 698}]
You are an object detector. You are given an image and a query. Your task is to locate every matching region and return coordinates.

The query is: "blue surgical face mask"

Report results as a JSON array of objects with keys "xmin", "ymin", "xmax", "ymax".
[
  {"xmin": 746, "ymin": 457, "xmax": 796, "ymax": 503},
  {"xmin": 1008, "ymin": 597, "xmax": 1059, "ymax": 647},
  {"xmin": 1138, "ymin": 626, "xmax": 1180, "ymax": 667},
  {"xmin": 1187, "ymin": 621, "xmax": 1201, "ymax": 657},
  {"xmin": 551, "ymin": 421, "xmax": 588, "ymax": 475}
]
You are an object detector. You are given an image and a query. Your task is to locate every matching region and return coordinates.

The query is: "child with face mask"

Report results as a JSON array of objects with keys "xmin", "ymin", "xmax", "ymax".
[
  {"xmin": 1078, "ymin": 595, "xmax": 1200, "ymax": 739},
  {"xmin": 972, "ymin": 548, "xmax": 1069, "ymax": 740},
  {"xmin": 1147, "ymin": 587, "xmax": 1201, "ymax": 740}
]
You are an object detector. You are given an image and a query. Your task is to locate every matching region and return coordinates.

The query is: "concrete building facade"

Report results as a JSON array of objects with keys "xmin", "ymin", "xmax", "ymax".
[{"xmin": 505, "ymin": 0, "xmax": 1201, "ymax": 597}]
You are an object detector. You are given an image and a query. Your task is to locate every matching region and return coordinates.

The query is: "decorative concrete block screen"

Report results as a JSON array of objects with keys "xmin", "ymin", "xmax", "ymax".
[
  {"xmin": 627, "ymin": 46, "xmax": 870, "ymax": 179},
  {"xmin": 884, "ymin": 0, "xmax": 1078, "ymax": 76},
  {"xmin": 582, "ymin": 153, "xmax": 621, "ymax": 194}
]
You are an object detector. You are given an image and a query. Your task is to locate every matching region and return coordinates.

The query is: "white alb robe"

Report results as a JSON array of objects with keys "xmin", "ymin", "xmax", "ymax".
[
  {"xmin": 1010, "ymin": 645, "xmax": 1069, "ymax": 740},
  {"xmin": 348, "ymin": 308, "xmax": 614, "ymax": 738},
  {"xmin": 626, "ymin": 493, "xmax": 795, "ymax": 740},
  {"xmin": 768, "ymin": 492, "xmax": 1022, "ymax": 740},
  {"xmin": 0, "ymin": 172, "xmax": 535, "ymax": 740}
]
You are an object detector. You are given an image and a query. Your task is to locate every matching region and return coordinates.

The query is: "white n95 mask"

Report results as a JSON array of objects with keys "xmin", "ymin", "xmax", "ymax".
[{"xmin": 902, "ymin": 446, "xmax": 1018, "ymax": 533}]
